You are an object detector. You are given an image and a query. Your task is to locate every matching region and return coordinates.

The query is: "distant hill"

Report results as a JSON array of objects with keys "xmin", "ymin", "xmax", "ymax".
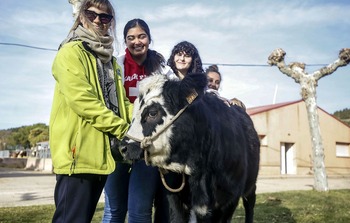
[
  {"xmin": 333, "ymin": 108, "xmax": 350, "ymax": 126},
  {"xmin": 0, "ymin": 123, "xmax": 49, "ymax": 150}
]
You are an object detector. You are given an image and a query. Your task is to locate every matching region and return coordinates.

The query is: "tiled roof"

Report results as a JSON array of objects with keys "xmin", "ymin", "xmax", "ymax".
[
  {"xmin": 246, "ymin": 99, "xmax": 350, "ymax": 128},
  {"xmin": 246, "ymin": 100, "xmax": 303, "ymax": 115}
]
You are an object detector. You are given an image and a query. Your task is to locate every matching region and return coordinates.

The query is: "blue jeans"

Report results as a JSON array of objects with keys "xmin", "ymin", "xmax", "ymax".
[{"xmin": 103, "ymin": 160, "xmax": 169, "ymax": 223}]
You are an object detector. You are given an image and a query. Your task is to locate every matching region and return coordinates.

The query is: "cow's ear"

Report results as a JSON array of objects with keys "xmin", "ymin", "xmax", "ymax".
[{"xmin": 181, "ymin": 73, "xmax": 207, "ymax": 95}]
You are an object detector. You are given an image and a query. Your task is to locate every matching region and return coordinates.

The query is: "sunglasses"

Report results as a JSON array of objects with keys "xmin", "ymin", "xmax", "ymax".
[{"xmin": 84, "ymin": 10, "xmax": 113, "ymax": 24}]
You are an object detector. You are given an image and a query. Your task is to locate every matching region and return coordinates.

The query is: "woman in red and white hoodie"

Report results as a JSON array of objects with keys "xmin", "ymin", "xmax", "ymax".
[
  {"xmin": 103, "ymin": 18, "xmax": 175, "ymax": 223},
  {"xmin": 117, "ymin": 19, "xmax": 175, "ymax": 103}
]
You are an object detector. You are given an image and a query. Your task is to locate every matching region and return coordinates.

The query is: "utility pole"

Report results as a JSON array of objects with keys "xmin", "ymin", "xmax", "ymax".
[{"xmin": 267, "ymin": 48, "xmax": 350, "ymax": 191}]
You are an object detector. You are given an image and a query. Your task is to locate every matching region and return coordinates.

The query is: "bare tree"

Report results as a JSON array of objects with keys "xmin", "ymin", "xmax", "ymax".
[{"xmin": 267, "ymin": 48, "xmax": 350, "ymax": 191}]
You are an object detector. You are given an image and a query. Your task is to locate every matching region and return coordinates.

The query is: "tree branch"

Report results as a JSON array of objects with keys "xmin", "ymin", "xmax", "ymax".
[
  {"xmin": 267, "ymin": 48, "xmax": 303, "ymax": 83},
  {"xmin": 313, "ymin": 48, "xmax": 350, "ymax": 80}
]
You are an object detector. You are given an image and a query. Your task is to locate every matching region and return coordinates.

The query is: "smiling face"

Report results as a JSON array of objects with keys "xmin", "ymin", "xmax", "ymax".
[
  {"xmin": 125, "ymin": 25, "xmax": 150, "ymax": 64},
  {"xmin": 207, "ymin": 71, "xmax": 221, "ymax": 90},
  {"xmin": 174, "ymin": 51, "xmax": 193, "ymax": 79},
  {"xmin": 80, "ymin": 6, "xmax": 111, "ymax": 36}
]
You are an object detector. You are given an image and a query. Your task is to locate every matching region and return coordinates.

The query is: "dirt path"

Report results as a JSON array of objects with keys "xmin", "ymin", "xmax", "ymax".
[{"xmin": 1, "ymin": 168, "xmax": 349, "ymax": 207}]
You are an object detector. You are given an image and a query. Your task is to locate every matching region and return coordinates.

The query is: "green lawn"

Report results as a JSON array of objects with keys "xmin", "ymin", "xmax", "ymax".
[{"xmin": 1, "ymin": 190, "xmax": 349, "ymax": 223}]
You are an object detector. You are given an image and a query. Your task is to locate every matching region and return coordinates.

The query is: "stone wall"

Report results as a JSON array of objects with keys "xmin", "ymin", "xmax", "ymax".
[{"xmin": 0, "ymin": 157, "xmax": 53, "ymax": 172}]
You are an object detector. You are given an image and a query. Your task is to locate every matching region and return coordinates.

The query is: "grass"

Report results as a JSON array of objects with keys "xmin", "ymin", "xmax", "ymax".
[{"xmin": 1, "ymin": 190, "xmax": 349, "ymax": 223}]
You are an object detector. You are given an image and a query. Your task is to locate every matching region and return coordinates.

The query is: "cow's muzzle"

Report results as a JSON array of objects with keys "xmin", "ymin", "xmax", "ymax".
[{"xmin": 120, "ymin": 139, "xmax": 144, "ymax": 161}]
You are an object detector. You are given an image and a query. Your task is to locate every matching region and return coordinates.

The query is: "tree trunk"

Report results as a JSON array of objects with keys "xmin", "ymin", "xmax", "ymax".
[
  {"xmin": 300, "ymin": 77, "xmax": 329, "ymax": 191},
  {"xmin": 303, "ymin": 94, "xmax": 329, "ymax": 191}
]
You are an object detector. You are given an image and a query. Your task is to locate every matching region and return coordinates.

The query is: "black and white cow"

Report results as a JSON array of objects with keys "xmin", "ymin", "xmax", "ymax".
[{"xmin": 120, "ymin": 73, "xmax": 260, "ymax": 223}]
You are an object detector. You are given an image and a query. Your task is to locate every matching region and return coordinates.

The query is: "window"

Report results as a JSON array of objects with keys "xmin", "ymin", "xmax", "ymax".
[{"xmin": 336, "ymin": 143, "xmax": 350, "ymax": 157}]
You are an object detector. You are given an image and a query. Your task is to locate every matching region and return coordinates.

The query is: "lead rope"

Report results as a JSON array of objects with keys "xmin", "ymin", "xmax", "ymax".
[
  {"xmin": 124, "ymin": 90, "xmax": 198, "ymax": 192},
  {"xmin": 159, "ymin": 168, "xmax": 186, "ymax": 193}
]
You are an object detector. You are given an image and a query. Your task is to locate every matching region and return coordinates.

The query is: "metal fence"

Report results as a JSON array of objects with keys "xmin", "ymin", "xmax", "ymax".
[{"xmin": 0, "ymin": 141, "xmax": 51, "ymax": 159}]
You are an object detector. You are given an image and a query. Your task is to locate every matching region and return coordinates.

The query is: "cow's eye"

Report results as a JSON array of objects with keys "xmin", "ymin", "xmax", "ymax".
[
  {"xmin": 149, "ymin": 110, "xmax": 158, "ymax": 118},
  {"xmin": 145, "ymin": 109, "xmax": 159, "ymax": 123}
]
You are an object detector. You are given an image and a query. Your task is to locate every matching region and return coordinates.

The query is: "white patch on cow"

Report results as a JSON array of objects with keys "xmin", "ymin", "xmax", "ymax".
[
  {"xmin": 126, "ymin": 74, "xmax": 177, "ymax": 167},
  {"xmin": 126, "ymin": 97, "xmax": 145, "ymax": 141},
  {"xmin": 184, "ymin": 165, "xmax": 192, "ymax": 174},
  {"xmin": 193, "ymin": 205, "xmax": 209, "ymax": 217},
  {"xmin": 189, "ymin": 210, "xmax": 196, "ymax": 223},
  {"xmin": 155, "ymin": 162, "xmax": 192, "ymax": 175}
]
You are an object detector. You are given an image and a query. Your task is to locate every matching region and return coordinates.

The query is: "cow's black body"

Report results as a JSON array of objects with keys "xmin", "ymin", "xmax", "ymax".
[{"xmin": 121, "ymin": 73, "xmax": 260, "ymax": 223}]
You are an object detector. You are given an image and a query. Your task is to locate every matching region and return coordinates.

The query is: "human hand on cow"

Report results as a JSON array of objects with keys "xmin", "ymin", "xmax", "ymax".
[{"xmin": 229, "ymin": 97, "xmax": 246, "ymax": 110}]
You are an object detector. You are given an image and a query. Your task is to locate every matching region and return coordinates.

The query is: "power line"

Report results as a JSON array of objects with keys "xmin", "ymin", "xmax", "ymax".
[
  {"xmin": 203, "ymin": 63, "xmax": 270, "ymax": 67},
  {"xmin": 0, "ymin": 42, "xmax": 57, "ymax": 52},
  {"xmin": 0, "ymin": 42, "xmax": 329, "ymax": 67},
  {"xmin": 203, "ymin": 63, "xmax": 328, "ymax": 67}
]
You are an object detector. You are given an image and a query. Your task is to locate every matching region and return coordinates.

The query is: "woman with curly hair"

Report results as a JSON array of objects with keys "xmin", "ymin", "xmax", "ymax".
[{"xmin": 167, "ymin": 41, "xmax": 204, "ymax": 79}]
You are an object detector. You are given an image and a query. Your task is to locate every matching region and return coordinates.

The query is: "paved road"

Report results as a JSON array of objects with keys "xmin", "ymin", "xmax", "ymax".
[{"xmin": 1, "ymin": 168, "xmax": 350, "ymax": 207}]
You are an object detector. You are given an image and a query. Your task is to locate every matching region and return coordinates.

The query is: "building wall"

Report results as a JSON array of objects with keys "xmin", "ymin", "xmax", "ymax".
[
  {"xmin": 318, "ymin": 108, "xmax": 350, "ymax": 175},
  {"xmin": 250, "ymin": 101, "xmax": 350, "ymax": 176}
]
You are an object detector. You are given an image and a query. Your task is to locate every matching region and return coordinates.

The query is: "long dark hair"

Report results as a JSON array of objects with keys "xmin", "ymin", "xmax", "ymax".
[
  {"xmin": 167, "ymin": 41, "xmax": 204, "ymax": 75},
  {"xmin": 123, "ymin": 18, "xmax": 166, "ymax": 75}
]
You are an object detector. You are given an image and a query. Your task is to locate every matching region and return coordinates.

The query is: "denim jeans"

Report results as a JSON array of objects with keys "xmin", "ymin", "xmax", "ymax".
[{"xmin": 103, "ymin": 160, "xmax": 169, "ymax": 223}]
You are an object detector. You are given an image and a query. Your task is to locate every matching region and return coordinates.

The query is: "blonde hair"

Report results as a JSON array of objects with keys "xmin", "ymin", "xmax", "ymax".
[{"xmin": 69, "ymin": 0, "xmax": 116, "ymax": 40}]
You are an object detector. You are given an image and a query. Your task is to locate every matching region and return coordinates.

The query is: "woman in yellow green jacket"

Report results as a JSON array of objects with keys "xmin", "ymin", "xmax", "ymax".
[{"xmin": 49, "ymin": 0, "xmax": 132, "ymax": 222}]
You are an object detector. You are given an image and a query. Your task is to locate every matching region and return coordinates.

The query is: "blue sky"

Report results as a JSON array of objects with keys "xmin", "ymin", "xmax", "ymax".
[{"xmin": 0, "ymin": 0, "xmax": 349, "ymax": 130}]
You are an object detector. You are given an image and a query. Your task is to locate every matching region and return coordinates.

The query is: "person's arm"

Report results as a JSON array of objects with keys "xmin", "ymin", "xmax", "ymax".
[{"xmin": 52, "ymin": 43, "xmax": 129, "ymax": 139}]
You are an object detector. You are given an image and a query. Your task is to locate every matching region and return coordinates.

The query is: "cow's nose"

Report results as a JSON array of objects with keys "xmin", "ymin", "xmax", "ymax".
[{"xmin": 119, "ymin": 146, "xmax": 127, "ymax": 155}]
